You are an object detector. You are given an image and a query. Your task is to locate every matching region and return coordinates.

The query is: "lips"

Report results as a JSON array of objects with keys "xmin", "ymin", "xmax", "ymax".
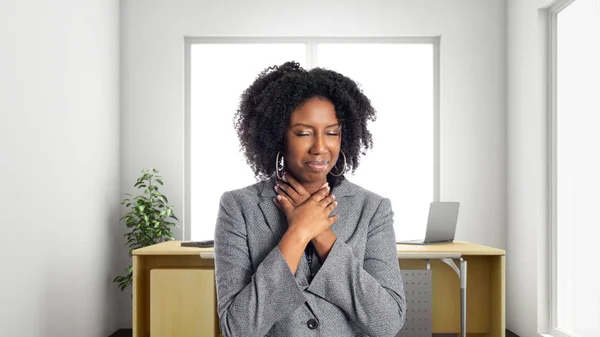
[{"xmin": 305, "ymin": 160, "xmax": 329, "ymax": 173}]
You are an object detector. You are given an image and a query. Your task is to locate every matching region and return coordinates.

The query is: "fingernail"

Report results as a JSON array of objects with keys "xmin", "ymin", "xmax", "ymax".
[
  {"xmin": 332, "ymin": 194, "xmax": 336, "ymax": 200},
  {"xmin": 274, "ymin": 185, "xmax": 279, "ymax": 191},
  {"xmin": 276, "ymin": 195, "xmax": 282, "ymax": 201},
  {"xmin": 282, "ymin": 172, "xmax": 288, "ymax": 182}
]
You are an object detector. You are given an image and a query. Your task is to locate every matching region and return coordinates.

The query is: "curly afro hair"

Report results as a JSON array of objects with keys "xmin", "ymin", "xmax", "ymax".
[{"xmin": 233, "ymin": 61, "xmax": 377, "ymax": 187}]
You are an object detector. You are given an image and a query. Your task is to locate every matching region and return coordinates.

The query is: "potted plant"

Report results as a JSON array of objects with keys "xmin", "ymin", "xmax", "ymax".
[{"xmin": 113, "ymin": 169, "xmax": 179, "ymax": 291}]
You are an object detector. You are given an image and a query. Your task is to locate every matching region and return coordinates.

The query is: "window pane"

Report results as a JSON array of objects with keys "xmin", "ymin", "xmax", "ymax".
[
  {"xmin": 316, "ymin": 43, "xmax": 434, "ymax": 241},
  {"xmin": 556, "ymin": 0, "xmax": 600, "ymax": 335},
  {"xmin": 190, "ymin": 43, "xmax": 306, "ymax": 240}
]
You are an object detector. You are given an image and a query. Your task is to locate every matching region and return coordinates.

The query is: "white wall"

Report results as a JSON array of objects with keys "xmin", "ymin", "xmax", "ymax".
[
  {"xmin": 506, "ymin": 0, "xmax": 555, "ymax": 336},
  {"xmin": 121, "ymin": 0, "xmax": 507, "ymax": 328},
  {"xmin": 0, "ymin": 1, "xmax": 121, "ymax": 336}
]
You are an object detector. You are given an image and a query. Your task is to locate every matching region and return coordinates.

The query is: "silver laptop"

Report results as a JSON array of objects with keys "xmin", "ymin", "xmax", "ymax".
[{"xmin": 397, "ymin": 201, "xmax": 460, "ymax": 245}]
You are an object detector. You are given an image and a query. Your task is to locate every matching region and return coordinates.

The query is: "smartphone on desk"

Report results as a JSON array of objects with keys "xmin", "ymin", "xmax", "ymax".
[{"xmin": 181, "ymin": 240, "xmax": 214, "ymax": 248}]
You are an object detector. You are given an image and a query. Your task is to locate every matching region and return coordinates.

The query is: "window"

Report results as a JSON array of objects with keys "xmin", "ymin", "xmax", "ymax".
[
  {"xmin": 550, "ymin": 1, "xmax": 600, "ymax": 336},
  {"xmin": 315, "ymin": 42, "xmax": 436, "ymax": 240},
  {"xmin": 185, "ymin": 38, "xmax": 439, "ymax": 242},
  {"xmin": 186, "ymin": 41, "xmax": 306, "ymax": 241}
]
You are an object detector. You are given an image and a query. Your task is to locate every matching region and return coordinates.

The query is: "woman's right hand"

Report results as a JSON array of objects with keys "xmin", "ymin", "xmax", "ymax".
[{"xmin": 276, "ymin": 184, "xmax": 339, "ymax": 241}]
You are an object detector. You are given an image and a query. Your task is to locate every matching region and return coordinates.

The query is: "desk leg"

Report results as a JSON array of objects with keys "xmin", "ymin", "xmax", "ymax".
[
  {"xmin": 441, "ymin": 258, "xmax": 467, "ymax": 337},
  {"xmin": 132, "ymin": 255, "xmax": 146, "ymax": 337},
  {"xmin": 460, "ymin": 258, "xmax": 467, "ymax": 337},
  {"xmin": 490, "ymin": 255, "xmax": 505, "ymax": 337},
  {"xmin": 133, "ymin": 255, "xmax": 151, "ymax": 337}
]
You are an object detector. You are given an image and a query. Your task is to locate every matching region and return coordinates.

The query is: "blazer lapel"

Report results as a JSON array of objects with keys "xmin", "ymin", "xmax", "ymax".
[
  {"xmin": 257, "ymin": 177, "xmax": 309, "ymax": 284},
  {"xmin": 258, "ymin": 198, "xmax": 288, "ymax": 243}
]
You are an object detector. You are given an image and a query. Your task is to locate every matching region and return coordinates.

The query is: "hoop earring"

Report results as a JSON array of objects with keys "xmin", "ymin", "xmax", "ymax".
[
  {"xmin": 275, "ymin": 151, "xmax": 285, "ymax": 180},
  {"xmin": 329, "ymin": 150, "xmax": 347, "ymax": 177}
]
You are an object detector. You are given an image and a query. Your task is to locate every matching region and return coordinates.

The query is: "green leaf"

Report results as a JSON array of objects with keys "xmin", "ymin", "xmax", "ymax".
[{"xmin": 116, "ymin": 170, "xmax": 176, "ymax": 292}]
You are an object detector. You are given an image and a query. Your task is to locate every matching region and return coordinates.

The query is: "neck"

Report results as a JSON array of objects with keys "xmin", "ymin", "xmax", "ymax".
[{"xmin": 301, "ymin": 179, "xmax": 328, "ymax": 195}]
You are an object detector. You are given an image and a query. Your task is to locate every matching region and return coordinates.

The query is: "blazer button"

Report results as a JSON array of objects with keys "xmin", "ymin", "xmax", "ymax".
[{"xmin": 307, "ymin": 318, "xmax": 319, "ymax": 330}]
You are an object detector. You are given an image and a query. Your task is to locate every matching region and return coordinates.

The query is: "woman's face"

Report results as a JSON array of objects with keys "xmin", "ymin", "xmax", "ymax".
[{"xmin": 283, "ymin": 97, "xmax": 342, "ymax": 184}]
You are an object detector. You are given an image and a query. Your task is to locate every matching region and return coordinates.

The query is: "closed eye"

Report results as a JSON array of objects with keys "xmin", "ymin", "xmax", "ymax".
[{"xmin": 295, "ymin": 133, "xmax": 339, "ymax": 136}]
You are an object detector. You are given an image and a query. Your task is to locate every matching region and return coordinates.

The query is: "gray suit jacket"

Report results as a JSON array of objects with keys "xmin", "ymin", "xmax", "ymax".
[{"xmin": 214, "ymin": 175, "xmax": 406, "ymax": 337}]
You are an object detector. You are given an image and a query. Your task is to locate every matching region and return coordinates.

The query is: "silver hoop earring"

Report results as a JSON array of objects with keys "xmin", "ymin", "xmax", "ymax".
[
  {"xmin": 329, "ymin": 150, "xmax": 347, "ymax": 177},
  {"xmin": 275, "ymin": 151, "xmax": 285, "ymax": 180}
]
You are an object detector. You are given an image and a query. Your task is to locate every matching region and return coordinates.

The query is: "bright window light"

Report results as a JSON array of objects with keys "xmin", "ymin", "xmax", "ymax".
[
  {"xmin": 188, "ymin": 41, "xmax": 436, "ymax": 242},
  {"xmin": 189, "ymin": 43, "xmax": 306, "ymax": 240},
  {"xmin": 316, "ymin": 43, "xmax": 435, "ymax": 240},
  {"xmin": 554, "ymin": 0, "xmax": 600, "ymax": 336}
]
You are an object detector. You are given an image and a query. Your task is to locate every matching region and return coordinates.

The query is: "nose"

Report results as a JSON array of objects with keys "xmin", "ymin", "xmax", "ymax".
[{"xmin": 310, "ymin": 134, "xmax": 327, "ymax": 154}]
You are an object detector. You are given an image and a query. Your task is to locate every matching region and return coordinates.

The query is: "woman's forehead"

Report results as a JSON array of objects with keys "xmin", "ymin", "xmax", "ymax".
[{"xmin": 289, "ymin": 98, "xmax": 338, "ymax": 126}]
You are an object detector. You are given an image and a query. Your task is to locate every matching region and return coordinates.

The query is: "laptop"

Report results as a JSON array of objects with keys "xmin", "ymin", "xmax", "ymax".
[{"xmin": 397, "ymin": 201, "xmax": 460, "ymax": 245}]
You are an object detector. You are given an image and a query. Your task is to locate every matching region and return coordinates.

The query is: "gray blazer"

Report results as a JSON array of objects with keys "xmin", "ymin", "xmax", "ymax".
[{"xmin": 214, "ymin": 175, "xmax": 406, "ymax": 337}]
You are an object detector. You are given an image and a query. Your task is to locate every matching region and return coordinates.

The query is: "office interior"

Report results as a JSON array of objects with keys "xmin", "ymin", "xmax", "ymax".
[{"xmin": 1, "ymin": 0, "xmax": 598, "ymax": 337}]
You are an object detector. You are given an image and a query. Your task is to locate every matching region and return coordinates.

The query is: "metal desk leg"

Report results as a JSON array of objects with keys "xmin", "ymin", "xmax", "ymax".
[
  {"xmin": 441, "ymin": 257, "xmax": 467, "ymax": 337},
  {"xmin": 460, "ymin": 258, "xmax": 467, "ymax": 337}
]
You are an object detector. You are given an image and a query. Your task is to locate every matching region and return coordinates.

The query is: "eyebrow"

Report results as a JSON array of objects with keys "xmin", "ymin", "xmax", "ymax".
[{"xmin": 290, "ymin": 123, "xmax": 340, "ymax": 129}]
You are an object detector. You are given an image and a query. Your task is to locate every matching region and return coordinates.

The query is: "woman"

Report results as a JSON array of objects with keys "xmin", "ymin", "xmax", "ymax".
[{"xmin": 214, "ymin": 61, "xmax": 406, "ymax": 337}]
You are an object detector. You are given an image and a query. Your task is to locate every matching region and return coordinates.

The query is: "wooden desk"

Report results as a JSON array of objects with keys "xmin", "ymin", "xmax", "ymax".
[{"xmin": 132, "ymin": 241, "xmax": 504, "ymax": 337}]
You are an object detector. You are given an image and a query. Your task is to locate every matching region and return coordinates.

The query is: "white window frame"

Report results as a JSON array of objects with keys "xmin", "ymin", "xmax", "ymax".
[
  {"xmin": 547, "ymin": 1, "xmax": 583, "ymax": 337},
  {"xmin": 183, "ymin": 37, "xmax": 440, "ymax": 240}
]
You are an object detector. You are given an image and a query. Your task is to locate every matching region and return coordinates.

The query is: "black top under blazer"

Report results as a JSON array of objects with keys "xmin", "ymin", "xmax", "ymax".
[{"xmin": 214, "ymin": 175, "xmax": 407, "ymax": 337}]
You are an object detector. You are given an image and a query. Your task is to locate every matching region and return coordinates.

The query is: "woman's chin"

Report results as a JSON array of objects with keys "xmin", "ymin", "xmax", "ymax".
[
  {"xmin": 287, "ymin": 167, "xmax": 329, "ymax": 183},
  {"xmin": 301, "ymin": 170, "xmax": 328, "ymax": 182}
]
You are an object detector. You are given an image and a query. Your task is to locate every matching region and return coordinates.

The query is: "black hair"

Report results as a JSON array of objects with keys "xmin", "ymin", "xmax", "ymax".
[{"xmin": 233, "ymin": 61, "xmax": 377, "ymax": 187}]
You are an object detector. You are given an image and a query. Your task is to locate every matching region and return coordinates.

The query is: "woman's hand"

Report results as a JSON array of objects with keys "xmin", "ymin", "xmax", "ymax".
[
  {"xmin": 273, "ymin": 171, "xmax": 326, "ymax": 208},
  {"xmin": 275, "ymin": 182, "xmax": 338, "ymax": 241}
]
